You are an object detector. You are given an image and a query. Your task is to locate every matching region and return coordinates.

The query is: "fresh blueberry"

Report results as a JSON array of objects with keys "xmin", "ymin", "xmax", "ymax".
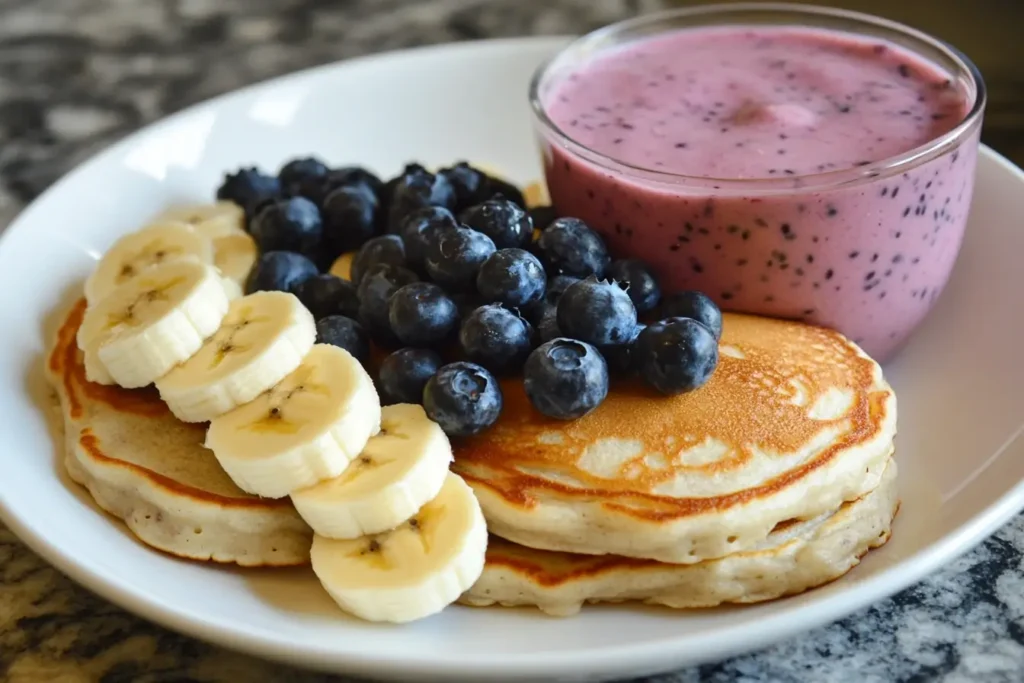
[
  {"xmin": 523, "ymin": 338, "xmax": 609, "ymax": 420},
  {"xmin": 321, "ymin": 166, "xmax": 383, "ymax": 204},
  {"xmin": 388, "ymin": 282, "xmax": 459, "ymax": 347},
  {"xmin": 386, "ymin": 168, "xmax": 456, "ymax": 233},
  {"xmin": 525, "ymin": 274, "xmax": 579, "ymax": 319},
  {"xmin": 424, "ymin": 226, "xmax": 496, "ymax": 291},
  {"xmin": 635, "ymin": 317, "xmax": 719, "ymax": 395},
  {"xmin": 293, "ymin": 273, "xmax": 360, "ymax": 320},
  {"xmin": 423, "ymin": 362, "xmax": 503, "ymax": 436},
  {"xmin": 250, "ymin": 197, "xmax": 323, "ymax": 255},
  {"xmin": 481, "ymin": 176, "xmax": 527, "ymax": 209},
  {"xmin": 556, "ymin": 276, "xmax": 638, "ymax": 346},
  {"xmin": 278, "ymin": 157, "xmax": 330, "ymax": 199},
  {"xmin": 315, "ymin": 315, "xmax": 370, "ymax": 366},
  {"xmin": 439, "ymin": 162, "xmax": 488, "ymax": 211},
  {"xmin": 321, "ymin": 184, "xmax": 379, "ymax": 255},
  {"xmin": 607, "ymin": 259, "xmax": 661, "ymax": 313},
  {"xmin": 528, "ymin": 205, "xmax": 558, "ymax": 232},
  {"xmin": 245, "ymin": 251, "xmax": 318, "ymax": 294},
  {"xmin": 459, "ymin": 197, "xmax": 533, "ymax": 249},
  {"xmin": 476, "ymin": 248, "xmax": 546, "ymax": 309},
  {"xmin": 459, "ymin": 304, "xmax": 534, "ymax": 374},
  {"xmin": 377, "ymin": 348, "xmax": 442, "ymax": 406},
  {"xmin": 537, "ymin": 217, "xmax": 610, "ymax": 278},
  {"xmin": 356, "ymin": 264, "xmax": 419, "ymax": 346},
  {"xmin": 216, "ymin": 167, "xmax": 282, "ymax": 222},
  {"xmin": 400, "ymin": 206, "xmax": 457, "ymax": 270},
  {"xmin": 350, "ymin": 234, "xmax": 406, "ymax": 286},
  {"xmin": 660, "ymin": 291, "xmax": 723, "ymax": 340},
  {"xmin": 380, "ymin": 163, "xmax": 427, "ymax": 211},
  {"xmin": 600, "ymin": 323, "xmax": 645, "ymax": 376},
  {"xmin": 536, "ymin": 308, "xmax": 562, "ymax": 343}
]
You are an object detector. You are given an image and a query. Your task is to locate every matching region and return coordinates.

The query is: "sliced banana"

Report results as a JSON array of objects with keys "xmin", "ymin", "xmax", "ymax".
[
  {"xmin": 213, "ymin": 231, "xmax": 258, "ymax": 288},
  {"xmin": 84, "ymin": 223, "xmax": 214, "ymax": 305},
  {"xmin": 291, "ymin": 403, "xmax": 453, "ymax": 539},
  {"xmin": 329, "ymin": 252, "xmax": 355, "ymax": 281},
  {"xmin": 154, "ymin": 201, "xmax": 246, "ymax": 239},
  {"xmin": 155, "ymin": 291, "xmax": 316, "ymax": 423},
  {"xmin": 77, "ymin": 260, "xmax": 232, "ymax": 388},
  {"xmin": 205, "ymin": 344, "xmax": 382, "ymax": 498},
  {"xmin": 311, "ymin": 472, "xmax": 488, "ymax": 623}
]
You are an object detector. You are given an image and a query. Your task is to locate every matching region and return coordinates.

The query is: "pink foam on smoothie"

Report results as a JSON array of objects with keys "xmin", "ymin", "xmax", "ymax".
[
  {"xmin": 539, "ymin": 25, "xmax": 976, "ymax": 361},
  {"xmin": 544, "ymin": 26, "xmax": 965, "ymax": 179}
]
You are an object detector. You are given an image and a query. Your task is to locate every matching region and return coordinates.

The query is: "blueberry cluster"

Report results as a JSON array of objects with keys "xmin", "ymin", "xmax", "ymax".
[{"xmin": 216, "ymin": 158, "xmax": 721, "ymax": 437}]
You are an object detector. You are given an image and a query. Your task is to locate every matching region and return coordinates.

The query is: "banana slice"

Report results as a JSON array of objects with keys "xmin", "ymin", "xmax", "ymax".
[
  {"xmin": 155, "ymin": 291, "xmax": 316, "ymax": 423},
  {"xmin": 84, "ymin": 223, "xmax": 214, "ymax": 305},
  {"xmin": 205, "ymin": 344, "xmax": 382, "ymax": 498},
  {"xmin": 291, "ymin": 403, "xmax": 453, "ymax": 539},
  {"xmin": 154, "ymin": 201, "xmax": 246, "ymax": 239},
  {"xmin": 329, "ymin": 252, "xmax": 355, "ymax": 281},
  {"xmin": 213, "ymin": 231, "xmax": 258, "ymax": 287},
  {"xmin": 311, "ymin": 472, "xmax": 487, "ymax": 623},
  {"xmin": 77, "ymin": 260, "xmax": 232, "ymax": 388}
]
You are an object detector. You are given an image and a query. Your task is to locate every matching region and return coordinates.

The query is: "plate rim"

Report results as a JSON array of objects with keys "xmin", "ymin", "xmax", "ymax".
[{"xmin": 2, "ymin": 35, "xmax": 1024, "ymax": 681}]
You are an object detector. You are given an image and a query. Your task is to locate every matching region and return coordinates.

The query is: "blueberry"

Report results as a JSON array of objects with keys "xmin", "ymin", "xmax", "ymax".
[
  {"xmin": 439, "ymin": 162, "xmax": 488, "ymax": 211},
  {"xmin": 216, "ymin": 167, "xmax": 282, "ymax": 222},
  {"xmin": 536, "ymin": 308, "xmax": 562, "ymax": 343},
  {"xmin": 537, "ymin": 217, "xmax": 610, "ymax": 278},
  {"xmin": 250, "ymin": 197, "xmax": 323, "ymax": 255},
  {"xmin": 377, "ymin": 348, "xmax": 443, "ymax": 406},
  {"xmin": 278, "ymin": 157, "xmax": 330, "ymax": 199},
  {"xmin": 388, "ymin": 282, "xmax": 459, "ymax": 347},
  {"xmin": 400, "ymin": 206, "xmax": 457, "ymax": 270},
  {"xmin": 528, "ymin": 205, "xmax": 558, "ymax": 232},
  {"xmin": 607, "ymin": 259, "xmax": 661, "ymax": 313},
  {"xmin": 660, "ymin": 291, "xmax": 723, "ymax": 340},
  {"xmin": 424, "ymin": 226, "xmax": 496, "ymax": 290},
  {"xmin": 245, "ymin": 251, "xmax": 318, "ymax": 294},
  {"xmin": 321, "ymin": 184, "xmax": 379, "ymax": 255},
  {"xmin": 459, "ymin": 304, "xmax": 534, "ymax": 374},
  {"xmin": 635, "ymin": 317, "xmax": 719, "ymax": 395},
  {"xmin": 482, "ymin": 176, "xmax": 527, "ymax": 209},
  {"xmin": 523, "ymin": 338, "xmax": 609, "ymax": 420},
  {"xmin": 387, "ymin": 168, "xmax": 456, "ymax": 233},
  {"xmin": 320, "ymin": 166, "xmax": 384, "ymax": 205},
  {"xmin": 293, "ymin": 273, "xmax": 359, "ymax": 320},
  {"xmin": 315, "ymin": 315, "xmax": 370, "ymax": 366},
  {"xmin": 356, "ymin": 264, "xmax": 419, "ymax": 346},
  {"xmin": 476, "ymin": 248, "xmax": 546, "ymax": 309},
  {"xmin": 379, "ymin": 163, "xmax": 427, "ymax": 212},
  {"xmin": 600, "ymin": 323, "xmax": 645, "ymax": 376},
  {"xmin": 350, "ymin": 234, "xmax": 406, "ymax": 286},
  {"xmin": 556, "ymin": 276, "xmax": 638, "ymax": 346},
  {"xmin": 423, "ymin": 362, "xmax": 503, "ymax": 436},
  {"xmin": 459, "ymin": 197, "xmax": 533, "ymax": 249}
]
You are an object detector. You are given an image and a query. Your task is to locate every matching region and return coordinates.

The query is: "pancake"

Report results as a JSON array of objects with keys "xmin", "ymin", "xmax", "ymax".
[
  {"xmin": 46, "ymin": 299, "xmax": 312, "ymax": 566},
  {"xmin": 460, "ymin": 460, "xmax": 898, "ymax": 616},
  {"xmin": 452, "ymin": 313, "xmax": 897, "ymax": 564}
]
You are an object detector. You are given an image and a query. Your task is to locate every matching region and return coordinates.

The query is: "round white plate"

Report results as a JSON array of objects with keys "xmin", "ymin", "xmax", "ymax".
[{"xmin": 2, "ymin": 37, "xmax": 1024, "ymax": 683}]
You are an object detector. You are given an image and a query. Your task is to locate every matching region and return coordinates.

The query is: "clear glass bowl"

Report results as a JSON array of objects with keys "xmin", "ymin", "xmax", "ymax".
[{"xmin": 529, "ymin": 2, "xmax": 986, "ymax": 362}]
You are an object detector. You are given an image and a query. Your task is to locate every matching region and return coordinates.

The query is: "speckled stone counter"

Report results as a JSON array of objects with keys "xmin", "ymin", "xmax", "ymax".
[{"xmin": 2, "ymin": 1, "xmax": 1024, "ymax": 681}]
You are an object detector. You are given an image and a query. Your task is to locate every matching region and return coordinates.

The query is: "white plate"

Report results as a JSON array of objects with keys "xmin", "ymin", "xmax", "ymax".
[{"xmin": 2, "ymin": 37, "xmax": 1024, "ymax": 683}]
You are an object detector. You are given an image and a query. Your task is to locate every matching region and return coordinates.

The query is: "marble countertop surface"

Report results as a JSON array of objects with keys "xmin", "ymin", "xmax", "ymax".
[{"xmin": 2, "ymin": 1, "xmax": 1024, "ymax": 681}]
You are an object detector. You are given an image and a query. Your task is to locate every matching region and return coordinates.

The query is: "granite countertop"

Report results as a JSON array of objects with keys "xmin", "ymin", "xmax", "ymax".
[{"xmin": 2, "ymin": 1, "xmax": 1024, "ymax": 681}]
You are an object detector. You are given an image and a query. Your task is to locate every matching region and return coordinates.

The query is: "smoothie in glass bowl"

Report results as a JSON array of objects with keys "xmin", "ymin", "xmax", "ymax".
[{"xmin": 531, "ymin": 3, "xmax": 985, "ymax": 362}]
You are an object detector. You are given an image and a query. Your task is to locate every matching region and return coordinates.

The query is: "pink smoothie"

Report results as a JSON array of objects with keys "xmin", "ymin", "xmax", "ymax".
[{"xmin": 539, "ymin": 25, "xmax": 979, "ymax": 361}]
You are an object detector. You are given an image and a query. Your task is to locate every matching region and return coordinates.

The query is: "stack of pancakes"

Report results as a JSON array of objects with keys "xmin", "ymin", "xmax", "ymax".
[{"xmin": 453, "ymin": 312, "xmax": 898, "ymax": 616}]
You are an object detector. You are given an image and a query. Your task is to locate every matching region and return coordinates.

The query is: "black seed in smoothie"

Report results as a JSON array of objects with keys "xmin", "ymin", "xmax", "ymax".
[
  {"xmin": 670, "ymin": 244, "xmax": 680, "ymax": 252},
  {"xmin": 766, "ymin": 260, "xmax": 774, "ymax": 268},
  {"xmin": 737, "ymin": 259, "xmax": 748, "ymax": 266},
  {"xmin": 803, "ymin": 308, "xmax": 815, "ymax": 316},
  {"xmin": 884, "ymin": 269, "xmax": 893, "ymax": 277},
  {"xmin": 881, "ymin": 187, "xmax": 888, "ymax": 197},
  {"xmin": 806, "ymin": 254, "xmax": 814, "ymax": 264},
  {"xmin": 691, "ymin": 258, "xmax": 703, "ymax": 273},
  {"xmin": 613, "ymin": 138, "xmax": 624, "ymax": 144},
  {"xmin": 795, "ymin": 267, "xmax": 805, "ymax": 276},
  {"xmin": 703, "ymin": 204, "xmax": 714, "ymax": 218},
  {"xmin": 755, "ymin": 218, "xmax": 768, "ymax": 228},
  {"xmin": 714, "ymin": 244, "xmax": 722, "ymax": 251},
  {"xmin": 825, "ymin": 269, "xmax": 834, "ymax": 280},
  {"xmin": 761, "ymin": 275, "xmax": 770, "ymax": 283},
  {"xmin": 902, "ymin": 207, "xmax": 911, "ymax": 218},
  {"xmin": 698, "ymin": 227, "xmax": 710, "ymax": 236},
  {"xmin": 769, "ymin": 169, "xmax": 777, "ymax": 175},
  {"xmin": 721, "ymin": 292, "xmax": 733, "ymax": 300},
  {"xmin": 764, "ymin": 295, "xmax": 774, "ymax": 303},
  {"xmin": 742, "ymin": 230, "xmax": 751, "ymax": 240},
  {"xmin": 892, "ymin": 187, "xmax": 900, "ymax": 198},
  {"xmin": 871, "ymin": 253, "xmax": 879, "ymax": 263},
  {"xmin": 896, "ymin": 231, "xmax": 902, "ymax": 238},
  {"xmin": 586, "ymin": 190, "xmax": 595, "ymax": 200},
  {"xmin": 866, "ymin": 271, "xmax": 876, "ymax": 281},
  {"xmin": 684, "ymin": 222, "xmax": 694, "ymax": 233},
  {"xmin": 892, "ymin": 254, "xmax": 904, "ymax": 264},
  {"xmin": 879, "ymin": 292, "xmax": 887, "ymax": 300},
  {"xmin": 727, "ymin": 225, "xmax": 739, "ymax": 234},
  {"xmin": 780, "ymin": 224, "xmax": 792, "ymax": 238},
  {"xmin": 912, "ymin": 257, "xmax": 920, "ymax": 264},
  {"xmin": 826, "ymin": 205, "xmax": 838, "ymax": 217},
  {"xmin": 780, "ymin": 133, "xmax": 789, "ymax": 140},
  {"xmin": 779, "ymin": 264, "xmax": 790, "ymax": 271},
  {"xmin": 675, "ymin": 142, "xmax": 688, "ymax": 149},
  {"xmin": 849, "ymin": 251, "xmax": 859, "ymax": 259},
  {"xmin": 777, "ymin": 149, "xmax": 786, "ymax": 155},
  {"xmin": 812, "ymin": 236, "xmax": 819, "ymax": 243},
  {"xmin": 797, "ymin": 204, "xmax": 806, "ymax": 213},
  {"xmin": 678, "ymin": 235, "xmax": 690, "ymax": 244}
]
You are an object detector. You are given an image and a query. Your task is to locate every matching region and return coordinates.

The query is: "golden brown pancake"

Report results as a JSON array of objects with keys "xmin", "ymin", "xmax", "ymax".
[
  {"xmin": 452, "ymin": 313, "xmax": 897, "ymax": 564},
  {"xmin": 46, "ymin": 300, "xmax": 312, "ymax": 566}
]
